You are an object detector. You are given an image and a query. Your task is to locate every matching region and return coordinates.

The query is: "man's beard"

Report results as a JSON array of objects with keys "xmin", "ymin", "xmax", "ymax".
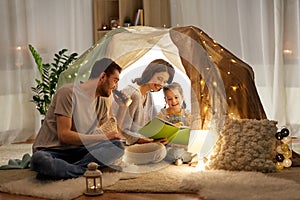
[{"xmin": 96, "ymin": 86, "xmax": 110, "ymax": 97}]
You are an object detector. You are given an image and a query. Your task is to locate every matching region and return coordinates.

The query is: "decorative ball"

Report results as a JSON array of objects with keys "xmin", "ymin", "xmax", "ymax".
[
  {"xmin": 281, "ymin": 128, "xmax": 290, "ymax": 137},
  {"xmin": 283, "ymin": 150, "xmax": 292, "ymax": 159},
  {"xmin": 276, "ymin": 154, "xmax": 284, "ymax": 162},
  {"xmin": 276, "ymin": 162, "xmax": 284, "ymax": 170},
  {"xmin": 283, "ymin": 158, "xmax": 292, "ymax": 167},
  {"xmin": 276, "ymin": 145, "xmax": 284, "ymax": 154},
  {"xmin": 281, "ymin": 136, "xmax": 292, "ymax": 144},
  {"xmin": 281, "ymin": 143, "xmax": 289, "ymax": 152},
  {"xmin": 275, "ymin": 131, "xmax": 283, "ymax": 140}
]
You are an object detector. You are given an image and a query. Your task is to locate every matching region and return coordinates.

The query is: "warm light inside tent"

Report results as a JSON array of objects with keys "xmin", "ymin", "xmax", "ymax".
[{"xmin": 117, "ymin": 45, "xmax": 191, "ymax": 111}]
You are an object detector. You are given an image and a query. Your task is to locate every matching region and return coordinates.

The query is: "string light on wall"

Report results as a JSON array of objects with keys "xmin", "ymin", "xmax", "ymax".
[{"xmin": 275, "ymin": 127, "xmax": 292, "ymax": 170}]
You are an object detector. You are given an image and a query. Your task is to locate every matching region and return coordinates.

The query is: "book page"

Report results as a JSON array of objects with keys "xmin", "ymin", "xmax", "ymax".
[{"xmin": 138, "ymin": 117, "xmax": 190, "ymax": 145}]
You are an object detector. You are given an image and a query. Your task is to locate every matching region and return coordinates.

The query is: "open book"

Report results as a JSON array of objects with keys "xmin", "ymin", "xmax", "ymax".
[{"xmin": 138, "ymin": 117, "xmax": 190, "ymax": 145}]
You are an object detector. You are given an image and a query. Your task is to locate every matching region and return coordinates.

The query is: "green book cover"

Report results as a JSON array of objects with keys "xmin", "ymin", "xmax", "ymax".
[{"xmin": 138, "ymin": 117, "xmax": 190, "ymax": 145}]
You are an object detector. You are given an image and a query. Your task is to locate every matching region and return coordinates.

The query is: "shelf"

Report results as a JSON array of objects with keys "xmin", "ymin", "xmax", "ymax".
[{"xmin": 93, "ymin": 0, "xmax": 170, "ymax": 43}]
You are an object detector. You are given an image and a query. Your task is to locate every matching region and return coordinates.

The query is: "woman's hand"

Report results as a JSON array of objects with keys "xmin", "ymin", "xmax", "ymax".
[
  {"xmin": 154, "ymin": 138, "xmax": 169, "ymax": 145},
  {"xmin": 137, "ymin": 137, "xmax": 169, "ymax": 145},
  {"xmin": 137, "ymin": 137, "xmax": 154, "ymax": 144}
]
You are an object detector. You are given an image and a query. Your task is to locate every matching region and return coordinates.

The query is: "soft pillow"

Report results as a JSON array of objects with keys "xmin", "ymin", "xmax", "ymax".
[{"xmin": 206, "ymin": 117, "xmax": 277, "ymax": 172}]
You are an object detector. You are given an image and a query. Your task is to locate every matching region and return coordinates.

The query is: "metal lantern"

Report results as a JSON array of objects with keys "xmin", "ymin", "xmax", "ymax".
[{"xmin": 84, "ymin": 162, "xmax": 103, "ymax": 196}]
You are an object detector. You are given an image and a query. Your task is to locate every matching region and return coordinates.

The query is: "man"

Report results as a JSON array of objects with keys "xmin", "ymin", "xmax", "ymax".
[{"xmin": 31, "ymin": 58, "xmax": 124, "ymax": 180}]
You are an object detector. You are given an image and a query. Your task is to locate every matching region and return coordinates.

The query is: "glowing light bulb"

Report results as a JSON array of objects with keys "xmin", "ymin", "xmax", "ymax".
[
  {"xmin": 231, "ymin": 86, "xmax": 238, "ymax": 91},
  {"xmin": 203, "ymin": 106, "xmax": 208, "ymax": 113}
]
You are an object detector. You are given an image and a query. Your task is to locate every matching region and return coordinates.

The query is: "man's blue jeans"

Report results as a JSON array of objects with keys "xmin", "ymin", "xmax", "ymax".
[{"xmin": 30, "ymin": 140, "xmax": 124, "ymax": 180}]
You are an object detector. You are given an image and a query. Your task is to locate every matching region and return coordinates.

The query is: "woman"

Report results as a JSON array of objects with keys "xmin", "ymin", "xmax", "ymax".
[{"xmin": 112, "ymin": 59, "xmax": 175, "ymax": 165}]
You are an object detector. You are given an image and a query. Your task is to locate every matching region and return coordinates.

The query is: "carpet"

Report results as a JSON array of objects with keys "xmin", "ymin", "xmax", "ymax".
[
  {"xmin": 0, "ymin": 143, "xmax": 32, "ymax": 166},
  {"xmin": 1, "ymin": 164, "xmax": 300, "ymax": 200},
  {"xmin": 180, "ymin": 170, "xmax": 300, "ymax": 200},
  {"xmin": 0, "ymin": 169, "xmax": 121, "ymax": 200},
  {"xmin": 1, "ymin": 144, "xmax": 300, "ymax": 200},
  {"xmin": 106, "ymin": 165, "xmax": 300, "ymax": 200}
]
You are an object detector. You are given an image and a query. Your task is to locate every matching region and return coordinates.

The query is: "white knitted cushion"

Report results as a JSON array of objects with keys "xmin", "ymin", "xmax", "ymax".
[{"xmin": 206, "ymin": 118, "xmax": 277, "ymax": 172}]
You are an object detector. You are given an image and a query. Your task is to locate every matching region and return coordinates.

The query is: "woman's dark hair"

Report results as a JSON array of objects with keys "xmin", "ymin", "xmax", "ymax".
[
  {"xmin": 132, "ymin": 59, "xmax": 175, "ymax": 85},
  {"xmin": 89, "ymin": 58, "xmax": 122, "ymax": 79}
]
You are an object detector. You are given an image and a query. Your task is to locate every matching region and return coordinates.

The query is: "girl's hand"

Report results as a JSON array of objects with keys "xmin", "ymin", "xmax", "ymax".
[{"xmin": 173, "ymin": 122, "xmax": 184, "ymax": 128}]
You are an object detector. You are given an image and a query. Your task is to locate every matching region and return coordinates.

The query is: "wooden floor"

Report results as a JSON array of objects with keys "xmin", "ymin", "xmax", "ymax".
[
  {"xmin": 1, "ymin": 138, "xmax": 202, "ymax": 200},
  {"xmin": 3, "ymin": 168, "xmax": 300, "ymax": 200},
  {"xmin": 0, "ymin": 140, "xmax": 203, "ymax": 200},
  {"xmin": 1, "ymin": 140, "xmax": 300, "ymax": 200},
  {"xmin": 2, "ymin": 168, "xmax": 300, "ymax": 200}
]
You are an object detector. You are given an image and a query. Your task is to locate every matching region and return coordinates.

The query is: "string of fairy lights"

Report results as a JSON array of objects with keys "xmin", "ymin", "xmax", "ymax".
[{"xmin": 201, "ymin": 30, "xmax": 295, "ymax": 171}]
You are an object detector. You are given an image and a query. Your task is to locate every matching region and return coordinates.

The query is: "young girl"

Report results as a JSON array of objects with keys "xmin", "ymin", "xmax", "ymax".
[{"xmin": 157, "ymin": 82, "xmax": 193, "ymax": 165}]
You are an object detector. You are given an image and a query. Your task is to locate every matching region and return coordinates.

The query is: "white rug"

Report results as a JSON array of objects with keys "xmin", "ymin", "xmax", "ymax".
[
  {"xmin": 0, "ymin": 172, "xmax": 121, "ymax": 200},
  {"xmin": 1, "ymin": 144, "xmax": 300, "ymax": 200},
  {"xmin": 1, "ymin": 164, "xmax": 300, "ymax": 200},
  {"xmin": 106, "ymin": 165, "xmax": 300, "ymax": 200},
  {"xmin": 180, "ymin": 170, "xmax": 300, "ymax": 200}
]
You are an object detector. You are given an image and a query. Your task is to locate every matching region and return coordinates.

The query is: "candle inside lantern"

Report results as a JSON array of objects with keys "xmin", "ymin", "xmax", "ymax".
[{"xmin": 84, "ymin": 162, "xmax": 103, "ymax": 196}]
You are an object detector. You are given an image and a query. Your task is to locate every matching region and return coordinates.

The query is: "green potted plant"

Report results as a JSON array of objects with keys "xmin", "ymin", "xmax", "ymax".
[
  {"xmin": 123, "ymin": 16, "xmax": 131, "ymax": 27},
  {"xmin": 29, "ymin": 44, "xmax": 78, "ymax": 117}
]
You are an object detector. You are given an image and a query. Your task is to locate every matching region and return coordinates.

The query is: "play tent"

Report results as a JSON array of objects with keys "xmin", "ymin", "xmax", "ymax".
[{"xmin": 58, "ymin": 25, "xmax": 266, "ymax": 155}]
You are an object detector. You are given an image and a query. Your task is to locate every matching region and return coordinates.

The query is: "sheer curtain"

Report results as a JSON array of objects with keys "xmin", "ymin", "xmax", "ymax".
[
  {"xmin": 1, "ymin": 0, "xmax": 299, "ymax": 145},
  {"xmin": 0, "ymin": 0, "xmax": 93, "ymax": 144},
  {"xmin": 170, "ymin": 0, "xmax": 300, "ymax": 137}
]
